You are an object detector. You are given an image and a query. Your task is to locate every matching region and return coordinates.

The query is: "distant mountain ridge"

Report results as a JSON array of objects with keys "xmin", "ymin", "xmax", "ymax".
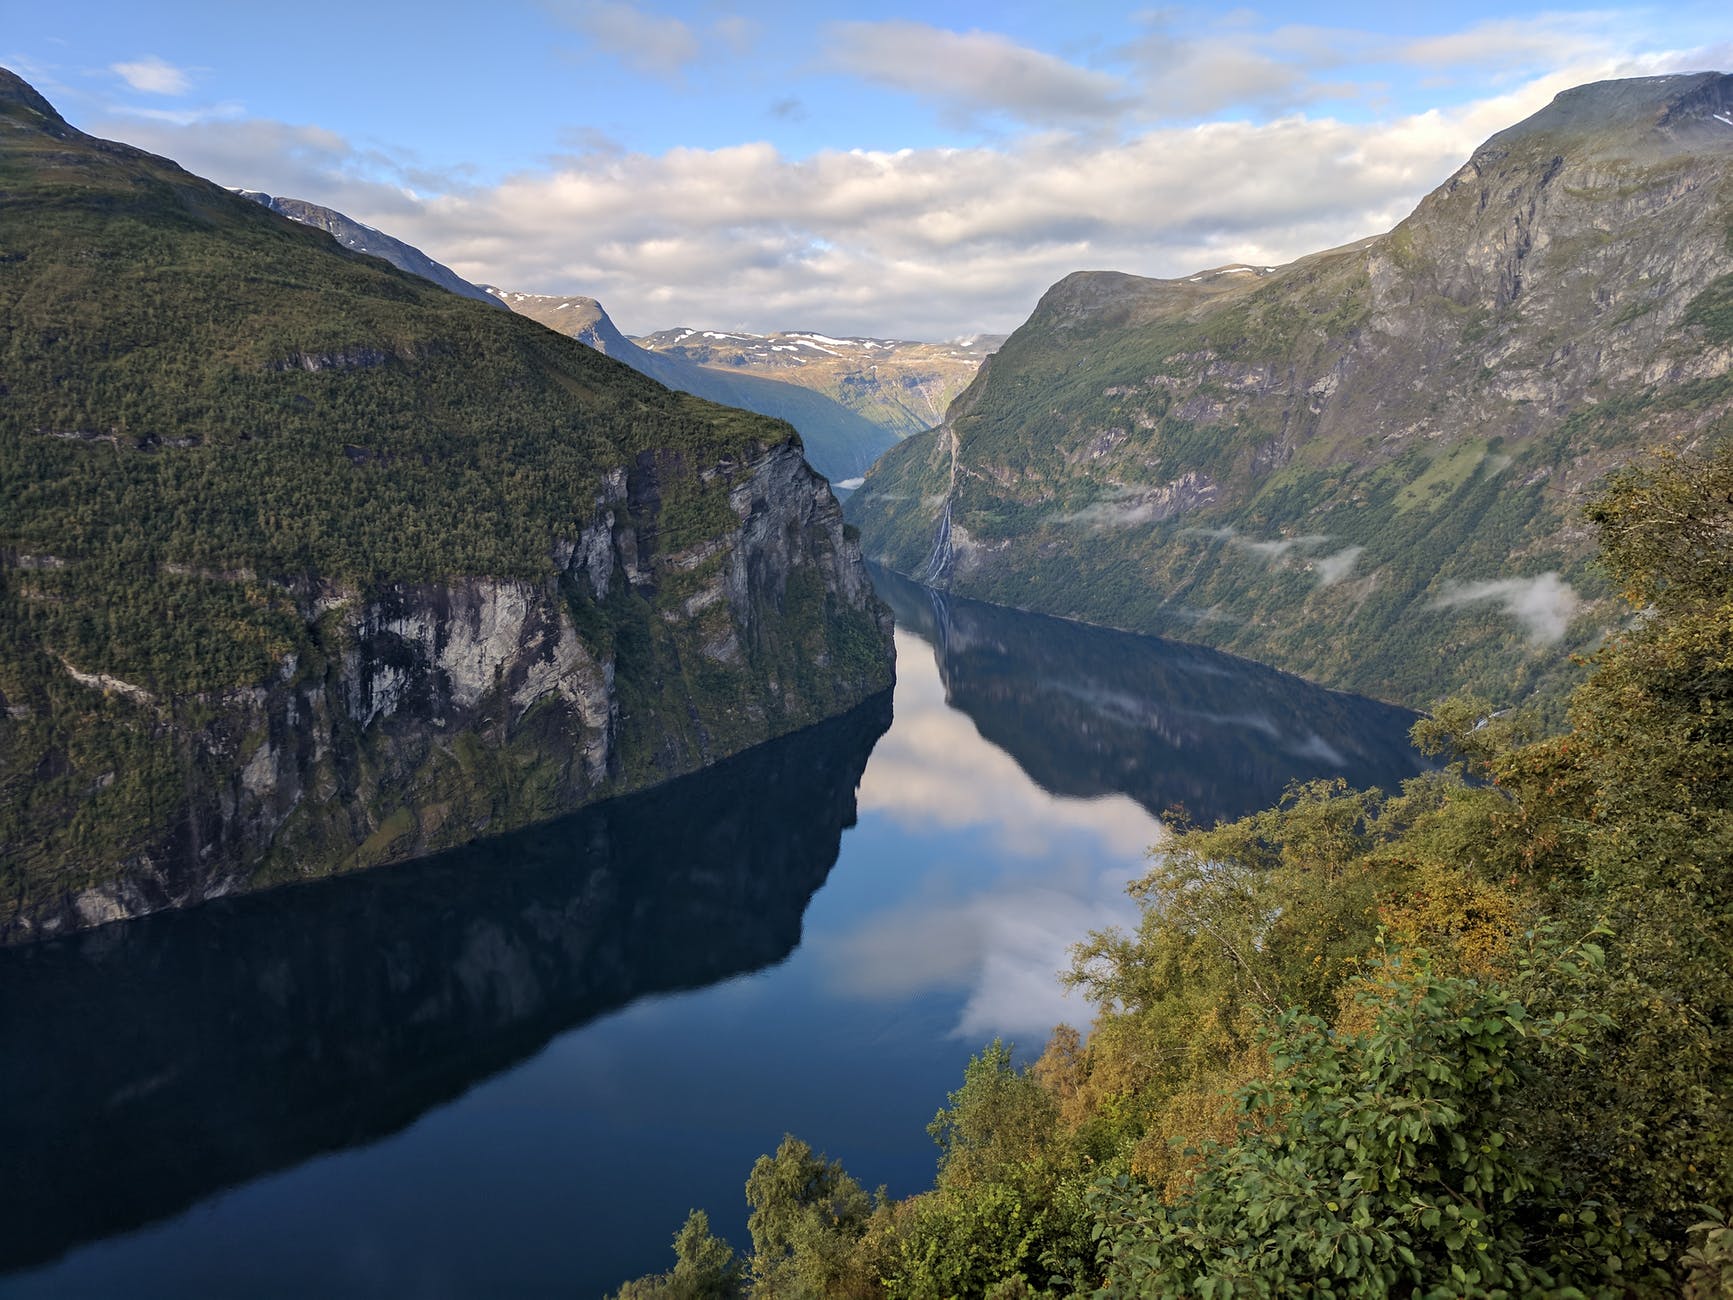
[
  {"xmin": 234, "ymin": 190, "xmax": 502, "ymax": 308},
  {"xmin": 634, "ymin": 327, "xmax": 1004, "ymax": 439},
  {"xmin": 491, "ymin": 289, "xmax": 899, "ymax": 483},
  {"xmin": 850, "ymin": 72, "xmax": 1733, "ymax": 710}
]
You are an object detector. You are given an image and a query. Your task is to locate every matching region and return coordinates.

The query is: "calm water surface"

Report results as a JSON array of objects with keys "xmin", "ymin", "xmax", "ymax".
[{"xmin": 0, "ymin": 568, "xmax": 1426, "ymax": 1297}]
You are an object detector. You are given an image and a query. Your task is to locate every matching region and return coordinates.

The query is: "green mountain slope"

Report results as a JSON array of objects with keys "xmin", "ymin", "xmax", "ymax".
[
  {"xmin": 850, "ymin": 73, "xmax": 1733, "ymax": 710},
  {"xmin": 0, "ymin": 70, "xmax": 893, "ymax": 940},
  {"xmin": 491, "ymin": 291, "xmax": 900, "ymax": 483}
]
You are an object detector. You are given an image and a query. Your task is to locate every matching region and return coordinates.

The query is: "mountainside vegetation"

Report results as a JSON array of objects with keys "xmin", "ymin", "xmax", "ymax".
[
  {"xmin": 0, "ymin": 69, "xmax": 892, "ymax": 937},
  {"xmin": 616, "ymin": 413, "xmax": 1733, "ymax": 1298},
  {"xmin": 849, "ymin": 73, "xmax": 1733, "ymax": 713}
]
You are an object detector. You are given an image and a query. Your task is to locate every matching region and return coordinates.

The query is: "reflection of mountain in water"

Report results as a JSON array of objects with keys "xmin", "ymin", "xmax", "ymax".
[
  {"xmin": 870, "ymin": 565, "xmax": 1425, "ymax": 825},
  {"xmin": 0, "ymin": 692, "xmax": 891, "ymax": 1277}
]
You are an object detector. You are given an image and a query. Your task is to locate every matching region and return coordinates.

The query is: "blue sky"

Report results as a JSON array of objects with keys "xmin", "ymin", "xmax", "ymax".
[{"xmin": 7, "ymin": 2, "xmax": 1730, "ymax": 336}]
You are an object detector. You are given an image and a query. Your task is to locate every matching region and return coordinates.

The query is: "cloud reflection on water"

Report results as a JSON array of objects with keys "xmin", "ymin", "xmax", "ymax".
[
  {"xmin": 860, "ymin": 633, "xmax": 1164, "ymax": 862},
  {"xmin": 828, "ymin": 630, "xmax": 1160, "ymax": 1043}
]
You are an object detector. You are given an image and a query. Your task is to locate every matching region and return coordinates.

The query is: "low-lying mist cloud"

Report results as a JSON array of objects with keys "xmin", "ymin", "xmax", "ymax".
[
  {"xmin": 1433, "ymin": 572, "xmax": 1581, "ymax": 644},
  {"xmin": 1184, "ymin": 525, "xmax": 1336, "ymax": 566},
  {"xmin": 1312, "ymin": 545, "xmax": 1365, "ymax": 586},
  {"xmin": 1051, "ymin": 499, "xmax": 1158, "ymax": 530}
]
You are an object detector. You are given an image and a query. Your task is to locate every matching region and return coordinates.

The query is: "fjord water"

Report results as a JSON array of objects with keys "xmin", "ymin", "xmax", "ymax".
[{"xmin": 0, "ymin": 569, "xmax": 1426, "ymax": 1298}]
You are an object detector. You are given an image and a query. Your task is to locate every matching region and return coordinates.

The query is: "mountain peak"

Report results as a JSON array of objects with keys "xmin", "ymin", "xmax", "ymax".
[
  {"xmin": 489, "ymin": 289, "xmax": 618, "ymax": 347},
  {"xmin": 1481, "ymin": 70, "xmax": 1733, "ymax": 161},
  {"xmin": 0, "ymin": 68, "xmax": 74, "ymax": 138}
]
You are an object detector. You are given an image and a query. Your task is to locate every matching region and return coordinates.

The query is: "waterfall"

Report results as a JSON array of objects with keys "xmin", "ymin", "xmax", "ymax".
[
  {"xmin": 921, "ymin": 424, "xmax": 960, "ymax": 585},
  {"xmin": 922, "ymin": 497, "xmax": 953, "ymax": 585}
]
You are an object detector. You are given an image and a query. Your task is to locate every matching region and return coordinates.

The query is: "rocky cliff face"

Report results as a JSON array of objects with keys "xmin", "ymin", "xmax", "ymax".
[
  {"xmin": 850, "ymin": 73, "xmax": 1733, "ymax": 710},
  {"xmin": 5, "ymin": 439, "xmax": 889, "ymax": 943}
]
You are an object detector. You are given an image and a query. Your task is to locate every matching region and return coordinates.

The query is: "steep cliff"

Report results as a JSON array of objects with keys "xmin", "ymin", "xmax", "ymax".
[
  {"xmin": 489, "ymin": 290, "xmax": 899, "ymax": 483},
  {"xmin": 850, "ymin": 73, "xmax": 1733, "ymax": 709},
  {"xmin": 0, "ymin": 70, "xmax": 893, "ymax": 942}
]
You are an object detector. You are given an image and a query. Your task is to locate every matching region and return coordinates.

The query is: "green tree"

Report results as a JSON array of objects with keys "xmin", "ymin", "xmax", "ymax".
[
  {"xmin": 1091, "ymin": 930, "xmax": 1661, "ymax": 1298},
  {"xmin": 884, "ymin": 1041, "xmax": 1094, "ymax": 1297},
  {"xmin": 609, "ymin": 1210, "xmax": 742, "ymax": 1300},
  {"xmin": 744, "ymin": 1135, "xmax": 873, "ymax": 1298}
]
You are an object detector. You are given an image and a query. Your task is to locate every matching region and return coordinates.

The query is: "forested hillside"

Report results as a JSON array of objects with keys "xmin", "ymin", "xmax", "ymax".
[
  {"xmin": 619, "ymin": 440, "xmax": 1733, "ymax": 1295},
  {"xmin": 0, "ymin": 69, "xmax": 892, "ymax": 939}
]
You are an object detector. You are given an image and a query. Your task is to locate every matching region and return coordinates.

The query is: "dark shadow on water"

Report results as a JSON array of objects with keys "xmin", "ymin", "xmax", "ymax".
[
  {"xmin": 869, "ymin": 563, "xmax": 1428, "ymax": 825},
  {"xmin": 0, "ymin": 691, "xmax": 892, "ymax": 1277}
]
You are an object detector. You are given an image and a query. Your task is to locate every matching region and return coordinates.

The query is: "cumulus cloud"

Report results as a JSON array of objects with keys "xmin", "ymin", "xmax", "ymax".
[
  {"xmin": 711, "ymin": 15, "xmax": 755, "ymax": 56},
  {"xmin": 88, "ymin": 116, "xmax": 442, "ymax": 211},
  {"xmin": 1434, "ymin": 572, "xmax": 1581, "ymax": 644},
  {"xmin": 110, "ymin": 55, "xmax": 191, "ymax": 96},
  {"xmin": 112, "ymin": 101, "xmax": 244, "ymax": 127},
  {"xmin": 1125, "ymin": 19, "xmax": 1374, "ymax": 117},
  {"xmin": 551, "ymin": 0, "xmax": 700, "ymax": 77},
  {"xmin": 85, "ymin": 40, "xmax": 1725, "ymax": 339},
  {"xmin": 827, "ymin": 21, "xmax": 1131, "ymax": 129},
  {"xmin": 1398, "ymin": 14, "xmax": 1636, "ymax": 72}
]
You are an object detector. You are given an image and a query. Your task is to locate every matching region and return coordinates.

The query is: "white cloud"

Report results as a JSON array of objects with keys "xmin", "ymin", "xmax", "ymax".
[
  {"xmin": 552, "ymin": 1, "xmax": 700, "ymax": 78},
  {"xmin": 112, "ymin": 100, "xmax": 244, "ymax": 127},
  {"xmin": 1184, "ymin": 526, "xmax": 1337, "ymax": 564},
  {"xmin": 1125, "ymin": 19, "xmax": 1374, "ymax": 118},
  {"xmin": 1398, "ymin": 14, "xmax": 1630, "ymax": 71},
  {"xmin": 827, "ymin": 21, "xmax": 1131, "ymax": 129},
  {"xmin": 84, "ymin": 41, "xmax": 1728, "ymax": 339},
  {"xmin": 711, "ymin": 15, "xmax": 754, "ymax": 56},
  {"xmin": 110, "ymin": 55, "xmax": 191, "ymax": 96},
  {"xmin": 1433, "ymin": 572, "xmax": 1581, "ymax": 644}
]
